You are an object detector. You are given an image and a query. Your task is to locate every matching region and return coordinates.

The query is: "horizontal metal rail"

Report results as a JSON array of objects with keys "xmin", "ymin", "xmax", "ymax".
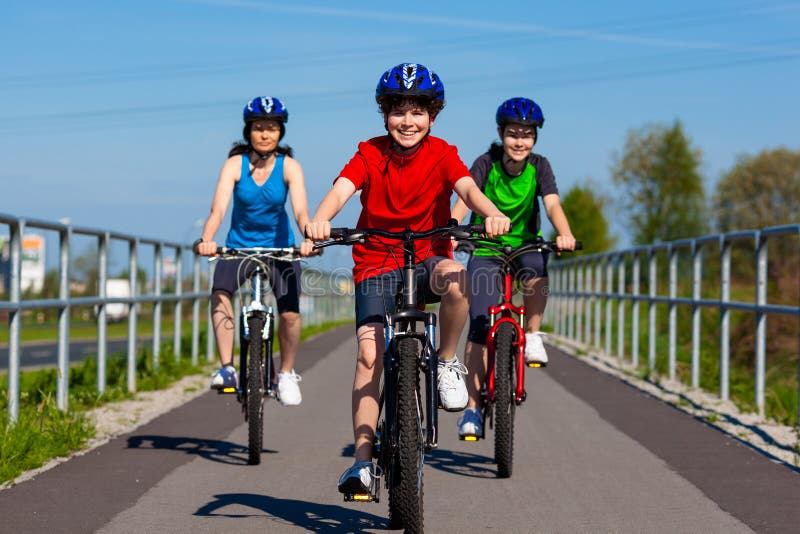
[
  {"xmin": 1, "ymin": 212, "xmax": 353, "ymax": 422},
  {"xmin": 546, "ymin": 224, "xmax": 800, "ymax": 422}
]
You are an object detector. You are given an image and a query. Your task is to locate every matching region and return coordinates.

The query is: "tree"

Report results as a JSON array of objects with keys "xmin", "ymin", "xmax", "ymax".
[
  {"xmin": 549, "ymin": 182, "xmax": 617, "ymax": 255},
  {"xmin": 611, "ymin": 121, "xmax": 707, "ymax": 245},
  {"xmin": 713, "ymin": 147, "xmax": 800, "ymax": 231}
]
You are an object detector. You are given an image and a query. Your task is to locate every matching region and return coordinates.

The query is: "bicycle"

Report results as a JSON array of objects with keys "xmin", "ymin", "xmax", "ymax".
[
  {"xmin": 210, "ymin": 246, "xmax": 303, "ymax": 466},
  {"xmin": 456, "ymin": 237, "xmax": 580, "ymax": 478},
  {"xmin": 314, "ymin": 221, "xmax": 483, "ymax": 532}
]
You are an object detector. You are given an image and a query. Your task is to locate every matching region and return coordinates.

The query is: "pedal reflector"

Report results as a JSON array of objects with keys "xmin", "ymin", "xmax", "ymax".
[
  {"xmin": 527, "ymin": 362, "xmax": 542, "ymax": 368},
  {"xmin": 352, "ymin": 494, "xmax": 371, "ymax": 501},
  {"xmin": 463, "ymin": 436, "xmax": 478, "ymax": 441},
  {"xmin": 222, "ymin": 387, "xmax": 237, "ymax": 393}
]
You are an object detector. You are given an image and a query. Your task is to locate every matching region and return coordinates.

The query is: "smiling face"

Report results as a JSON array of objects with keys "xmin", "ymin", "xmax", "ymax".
[
  {"xmin": 385, "ymin": 102, "xmax": 434, "ymax": 150},
  {"xmin": 248, "ymin": 119, "xmax": 282, "ymax": 153},
  {"xmin": 500, "ymin": 124, "xmax": 536, "ymax": 163}
]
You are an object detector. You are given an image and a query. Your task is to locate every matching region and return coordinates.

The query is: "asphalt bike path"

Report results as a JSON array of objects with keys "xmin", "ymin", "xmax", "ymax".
[{"xmin": 3, "ymin": 325, "xmax": 799, "ymax": 532}]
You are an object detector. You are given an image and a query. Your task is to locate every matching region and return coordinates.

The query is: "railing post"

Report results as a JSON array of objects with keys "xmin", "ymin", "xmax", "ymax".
[
  {"xmin": 153, "ymin": 242, "xmax": 162, "ymax": 370},
  {"xmin": 605, "ymin": 256, "xmax": 613, "ymax": 356},
  {"xmin": 127, "ymin": 238, "xmax": 139, "ymax": 393},
  {"xmin": 174, "ymin": 246, "xmax": 183, "ymax": 361},
  {"xmin": 56, "ymin": 224, "xmax": 71, "ymax": 411},
  {"xmin": 575, "ymin": 261, "xmax": 584, "ymax": 345},
  {"xmin": 207, "ymin": 260, "xmax": 215, "ymax": 362},
  {"xmin": 97, "ymin": 232, "xmax": 109, "ymax": 393},
  {"xmin": 668, "ymin": 245, "xmax": 677, "ymax": 380},
  {"xmin": 594, "ymin": 259, "xmax": 602, "ymax": 350},
  {"xmin": 755, "ymin": 232, "xmax": 767, "ymax": 418},
  {"xmin": 720, "ymin": 237, "xmax": 731, "ymax": 401},
  {"xmin": 617, "ymin": 253, "xmax": 626, "ymax": 360},
  {"xmin": 691, "ymin": 241, "xmax": 702, "ymax": 388},
  {"xmin": 568, "ymin": 263, "xmax": 576, "ymax": 340},
  {"xmin": 648, "ymin": 248, "xmax": 657, "ymax": 372},
  {"xmin": 584, "ymin": 260, "xmax": 593, "ymax": 347},
  {"xmin": 7, "ymin": 220, "xmax": 23, "ymax": 422},
  {"xmin": 191, "ymin": 253, "xmax": 201, "ymax": 365},
  {"xmin": 631, "ymin": 252, "xmax": 640, "ymax": 368}
]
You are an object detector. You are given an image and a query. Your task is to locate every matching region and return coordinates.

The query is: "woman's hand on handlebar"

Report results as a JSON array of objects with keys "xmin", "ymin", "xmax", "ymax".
[
  {"xmin": 304, "ymin": 221, "xmax": 331, "ymax": 242},
  {"xmin": 483, "ymin": 215, "xmax": 511, "ymax": 238},
  {"xmin": 194, "ymin": 240, "xmax": 219, "ymax": 257},
  {"xmin": 299, "ymin": 238, "xmax": 320, "ymax": 257}
]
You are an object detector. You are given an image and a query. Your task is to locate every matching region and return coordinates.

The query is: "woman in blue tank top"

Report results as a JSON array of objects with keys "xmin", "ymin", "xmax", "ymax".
[{"xmin": 194, "ymin": 96, "xmax": 314, "ymax": 406}]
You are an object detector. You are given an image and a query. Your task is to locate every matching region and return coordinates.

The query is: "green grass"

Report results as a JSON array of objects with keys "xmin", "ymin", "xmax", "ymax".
[
  {"xmin": 0, "ymin": 317, "xmax": 191, "ymax": 345},
  {"xmin": 0, "ymin": 319, "xmax": 352, "ymax": 485}
]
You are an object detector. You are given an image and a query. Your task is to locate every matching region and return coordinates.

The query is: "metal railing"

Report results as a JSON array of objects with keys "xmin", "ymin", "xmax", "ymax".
[
  {"xmin": 546, "ymin": 224, "xmax": 800, "ymax": 421},
  {"xmin": 1, "ymin": 213, "xmax": 354, "ymax": 422}
]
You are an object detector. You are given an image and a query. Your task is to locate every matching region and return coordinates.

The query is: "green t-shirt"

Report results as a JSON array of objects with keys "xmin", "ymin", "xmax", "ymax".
[{"xmin": 469, "ymin": 150, "xmax": 559, "ymax": 256}]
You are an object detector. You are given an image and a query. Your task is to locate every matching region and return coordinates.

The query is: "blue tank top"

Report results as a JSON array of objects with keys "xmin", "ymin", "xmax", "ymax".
[{"xmin": 225, "ymin": 153, "xmax": 295, "ymax": 248}]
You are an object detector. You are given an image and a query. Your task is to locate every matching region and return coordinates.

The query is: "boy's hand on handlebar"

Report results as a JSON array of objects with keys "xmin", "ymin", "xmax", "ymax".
[
  {"xmin": 483, "ymin": 215, "xmax": 511, "ymax": 238},
  {"xmin": 304, "ymin": 221, "xmax": 331, "ymax": 241},
  {"xmin": 555, "ymin": 235, "xmax": 577, "ymax": 252},
  {"xmin": 299, "ymin": 238, "xmax": 319, "ymax": 257}
]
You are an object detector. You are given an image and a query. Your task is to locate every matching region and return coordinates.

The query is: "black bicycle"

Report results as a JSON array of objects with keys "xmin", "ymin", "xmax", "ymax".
[
  {"xmin": 211, "ymin": 246, "xmax": 302, "ymax": 465},
  {"xmin": 315, "ymin": 221, "xmax": 483, "ymax": 533}
]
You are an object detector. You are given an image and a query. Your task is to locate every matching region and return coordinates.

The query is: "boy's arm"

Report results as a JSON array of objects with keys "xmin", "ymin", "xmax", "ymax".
[
  {"xmin": 453, "ymin": 176, "xmax": 510, "ymax": 238},
  {"xmin": 542, "ymin": 193, "xmax": 576, "ymax": 250},
  {"xmin": 451, "ymin": 197, "xmax": 470, "ymax": 223},
  {"xmin": 305, "ymin": 177, "xmax": 357, "ymax": 241}
]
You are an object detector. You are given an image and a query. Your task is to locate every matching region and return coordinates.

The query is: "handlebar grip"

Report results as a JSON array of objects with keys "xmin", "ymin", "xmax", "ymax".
[
  {"xmin": 575, "ymin": 241, "xmax": 583, "ymax": 251},
  {"xmin": 216, "ymin": 246, "xmax": 228, "ymax": 255},
  {"xmin": 468, "ymin": 223, "xmax": 484, "ymax": 234},
  {"xmin": 329, "ymin": 227, "xmax": 348, "ymax": 239}
]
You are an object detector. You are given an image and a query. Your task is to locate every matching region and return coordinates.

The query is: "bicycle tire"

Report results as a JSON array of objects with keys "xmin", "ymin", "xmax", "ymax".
[
  {"xmin": 388, "ymin": 337, "xmax": 424, "ymax": 532},
  {"xmin": 494, "ymin": 322, "xmax": 516, "ymax": 478},
  {"xmin": 247, "ymin": 313, "xmax": 266, "ymax": 466}
]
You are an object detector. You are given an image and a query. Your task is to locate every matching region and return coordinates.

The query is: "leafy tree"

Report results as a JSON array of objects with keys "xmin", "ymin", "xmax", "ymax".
[
  {"xmin": 549, "ymin": 182, "xmax": 617, "ymax": 255},
  {"xmin": 713, "ymin": 147, "xmax": 800, "ymax": 231},
  {"xmin": 611, "ymin": 121, "xmax": 707, "ymax": 244}
]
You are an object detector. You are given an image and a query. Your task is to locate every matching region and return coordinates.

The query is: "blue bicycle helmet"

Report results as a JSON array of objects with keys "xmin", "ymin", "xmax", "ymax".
[
  {"xmin": 496, "ymin": 97, "xmax": 544, "ymax": 128},
  {"xmin": 243, "ymin": 96, "xmax": 289, "ymax": 123},
  {"xmin": 375, "ymin": 63, "xmax": 445, "ymax": 103}
]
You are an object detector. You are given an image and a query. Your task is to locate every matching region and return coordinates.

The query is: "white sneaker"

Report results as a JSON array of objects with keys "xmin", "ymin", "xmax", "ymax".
[
  {"xmin": 524, "ymin": 332, "xmax": 549, "ymax": 366},
  {"xmin": 277, "ymin": 370, "xmax": 302, "ymax": 406},
  {"xmin": 437, "ymin": 356, "xmax": 468, "ymax": 411},
  {"xmin": 337, "ymin": 460, "xmax": 381, "ymax": 494}
]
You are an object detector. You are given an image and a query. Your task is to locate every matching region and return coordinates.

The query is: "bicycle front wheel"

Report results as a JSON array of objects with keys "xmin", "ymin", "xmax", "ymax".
[
  {"xmin": 494, "ymin": 322, "xmax": 516, "ymax": 478},
  {"xmin": 247, "ymin": 313, "xmax": 266, "ymax": 466},
  {"xmin": 388, "ymin": 337, "xmax": 424, "ymax": 533}
]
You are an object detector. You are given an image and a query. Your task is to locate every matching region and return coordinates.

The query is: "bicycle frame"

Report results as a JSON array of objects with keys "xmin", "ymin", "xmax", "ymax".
[{"xmin": 486, "ymin": 266, "xmax": 528, "ymax": 405}]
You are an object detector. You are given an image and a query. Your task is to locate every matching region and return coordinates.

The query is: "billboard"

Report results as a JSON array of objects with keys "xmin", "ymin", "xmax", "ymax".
[{"xmin": 0, "ymin": 233, "xmax": 46, "ymax": 294}]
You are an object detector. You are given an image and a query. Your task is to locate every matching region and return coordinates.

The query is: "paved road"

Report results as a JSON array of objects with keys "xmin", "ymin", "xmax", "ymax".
[
  {"xmin": 3, "ymin": 326, "xmax": 799, "ymax": 533},
  {"xmin": 0, "ymin": 338, "xmax": 155, "ymax": 369}
]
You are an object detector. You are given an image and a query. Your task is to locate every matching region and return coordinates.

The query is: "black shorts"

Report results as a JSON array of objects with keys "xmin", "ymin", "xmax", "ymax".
[
  {"xmin": 212, "ymin": 258, "xmax": 302, "ymax": 314},
  {"xmin": 466, "ymin": 251, "xmax": 548, "ymax": 343},
  {"xmin": 354, "ymin": 256, "xmax": 447, "ymax": 329}
]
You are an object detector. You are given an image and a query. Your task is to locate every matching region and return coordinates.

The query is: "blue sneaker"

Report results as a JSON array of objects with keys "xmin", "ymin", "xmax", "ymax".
[
  {"xmin": 210, "ymin": 365, "xmax": 238, "ymax": 390},
  {"xmin": 458, "ymin": 407, "xmax": 483, "ymax": 440}
]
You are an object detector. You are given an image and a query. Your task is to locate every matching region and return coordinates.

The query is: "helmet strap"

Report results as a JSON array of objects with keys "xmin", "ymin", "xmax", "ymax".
[{"xmin": 250, "ymin": 147, "xmax": 276, "ymax": 162}]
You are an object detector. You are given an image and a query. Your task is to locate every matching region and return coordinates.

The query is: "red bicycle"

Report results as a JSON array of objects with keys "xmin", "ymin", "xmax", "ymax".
[{"xmin": 459, "ymin": 237, "xmax": 580, "ymax": 478}]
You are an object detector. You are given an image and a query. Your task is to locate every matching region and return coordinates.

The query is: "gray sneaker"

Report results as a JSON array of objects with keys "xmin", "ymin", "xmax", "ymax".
[{"xmin": 458, "ymin": 407, "xmax": 483, "ymax": 440}]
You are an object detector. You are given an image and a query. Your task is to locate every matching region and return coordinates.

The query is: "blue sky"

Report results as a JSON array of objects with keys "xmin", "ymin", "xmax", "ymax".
[{"xmin": 2, "ymin": 0, "xmax": 799, "ymax": 271}]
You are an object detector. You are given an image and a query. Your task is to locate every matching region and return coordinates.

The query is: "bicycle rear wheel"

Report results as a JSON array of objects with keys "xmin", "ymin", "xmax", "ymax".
[
  {"xmin": 388, "ymin": 337, "xmax": 424, "ymax": 533},
  {"xmin": 247, "ymin": 313, "xmax": 266, "ymax": 466},
  {"xmin": 494, "ymin": 322, "xmax": 516, "ymax": 478}
]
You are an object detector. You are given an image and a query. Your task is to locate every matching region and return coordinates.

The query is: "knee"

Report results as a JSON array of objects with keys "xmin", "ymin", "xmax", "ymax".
[
  {"xmin": 280, "ymin": 311, "xmax": 301, "ymax": 328},
  {"xmin": 432, "ymin": 261, "xmax": 468, "ymax": 298}
]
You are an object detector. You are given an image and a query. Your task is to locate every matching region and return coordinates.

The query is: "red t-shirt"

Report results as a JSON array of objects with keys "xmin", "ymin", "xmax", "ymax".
[{"xmin": 337, "ymin": 135, "xmax": 469, "ymax": 283}]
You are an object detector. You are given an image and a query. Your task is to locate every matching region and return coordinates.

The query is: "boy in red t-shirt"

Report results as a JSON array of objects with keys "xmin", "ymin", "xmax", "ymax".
[{"xmin": 305, "ymin": 63, "xmax": 510, "ymax": 493}]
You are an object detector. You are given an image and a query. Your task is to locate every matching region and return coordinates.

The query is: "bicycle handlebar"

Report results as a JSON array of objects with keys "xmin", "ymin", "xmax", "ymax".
[
  {"xmin": 316, "ymin": 221, "xmax": 486, "ymax": 250},
  {"xmin": 211, "ymin": 246, "xmax": 306, "ymax": 261},
  {"xmin": 455, "ymin": 237, "xmax": 583, "ymax": 256}
]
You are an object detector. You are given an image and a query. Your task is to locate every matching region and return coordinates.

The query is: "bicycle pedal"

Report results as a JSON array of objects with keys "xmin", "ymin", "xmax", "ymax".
[
  {"xmin": 217, "ymin": 387, "xmax": 238, "ymax": 394},
  {"xmin": 526, "ymin": 362, "xmax": 546, "ymax": 368},
  {"xmin": 459, "ymin": 434, "xmax": 480, "ymax": 442},
  {"xmin": 343, "ymin": 477, "xmax": 380, "ymax": 503}
]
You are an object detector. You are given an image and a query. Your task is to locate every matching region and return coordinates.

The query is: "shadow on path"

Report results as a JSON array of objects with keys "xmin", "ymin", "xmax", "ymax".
[
  {"xmin": 195, "ymin": 493, "xmax": 391, "ymax": 532},
  {"xmin": 127, "ymin": 435, "xmax": 277, "ymax": 465},
  {"xmin": 426, "ymin": 448, "xmax": 497, "ymax": 479}
]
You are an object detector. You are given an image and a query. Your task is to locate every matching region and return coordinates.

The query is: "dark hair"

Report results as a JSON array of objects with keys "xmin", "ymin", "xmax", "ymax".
[
  {"xmin": 377, "ymin": 95, "xmax": 444, "ymax": 120},
  {"xmin": 488, "ymin": 141, "xmax": 505, "ymax": 161},
  {"xmin": 228, "ymin": 121, "xmax": 293, "ymax": 157}
]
